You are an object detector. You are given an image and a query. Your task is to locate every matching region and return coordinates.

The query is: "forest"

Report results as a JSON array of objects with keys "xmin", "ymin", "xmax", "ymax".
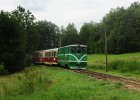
[{"xmin": 0, "ymin": 2, "xmax": 140, "ymax": 73}]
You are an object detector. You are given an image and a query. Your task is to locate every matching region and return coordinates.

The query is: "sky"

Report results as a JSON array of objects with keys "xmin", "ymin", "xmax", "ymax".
[{"xmin": 0, "ymin": 0, "xmax": 139, "ymax": 29}]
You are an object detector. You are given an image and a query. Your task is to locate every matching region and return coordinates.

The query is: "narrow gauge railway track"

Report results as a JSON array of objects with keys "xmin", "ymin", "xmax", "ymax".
[{"xmin": 67, "ymin": 69, "xmax": 140, "ymax": 91}]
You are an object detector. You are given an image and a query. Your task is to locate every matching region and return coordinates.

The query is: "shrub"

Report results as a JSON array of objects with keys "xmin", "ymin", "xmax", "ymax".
[
  {"xmin": 0, "ymin": 65, "xmax": 8, "ymax": 75},
  {"xmin": 2, "ymin": 68, "xmax": 52, "ymax": 97},
  {"xmin": 109, "ymin": 60, "xmax": 140, "ymax": 73}
]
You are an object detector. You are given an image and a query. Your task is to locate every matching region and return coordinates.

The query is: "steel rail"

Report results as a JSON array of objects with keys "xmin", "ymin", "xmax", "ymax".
[{"xmin": 66, "ymin": 69, "xmax": 140, "ymax": 90}]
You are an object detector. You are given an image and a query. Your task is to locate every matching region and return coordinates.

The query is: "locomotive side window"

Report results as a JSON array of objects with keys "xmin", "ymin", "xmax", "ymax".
[
  {"xmin": 81, "ymin": 47, "xmax": 87, "ymax": 53},
  {"xmin": 77, "ymin": 46, "xmax": 81, "ymax": 53},
  {"xmin": 71, "ymin": 46, "xmax": 77, "ymax": 53},
  {"xmin": 58, "ymin": 48, "xmax": 61, "ymax": 54},
  {"xmin": 70, "ymin": 46, "xmax": 87, "ymax": 53},
  {"xmin": 62, "ymin": 48, "xmax": 64, "ymax": 54}
]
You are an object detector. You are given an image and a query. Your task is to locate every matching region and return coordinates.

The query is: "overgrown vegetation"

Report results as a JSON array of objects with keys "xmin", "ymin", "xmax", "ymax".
[
  {"xmin": 0, "ymin": 65, "xmax": 7, "ymax": 75},
  {"xmin": 0, "ymin": 66, "xmax": 52, "ymax": 98},
  {"xmin": 109, "ymin": 60, "xmax": 140, "ymax": 73},
  {"xmin": 87, "ymin": 52, "xmax": 140, "ymax": 77},
  {"xmin": 1, "ymin": 66, "xmax": 140, "ymax": 100},
  {"xmin": 80, "ymin": 2, "xmax": 140, "ymax": 54}
]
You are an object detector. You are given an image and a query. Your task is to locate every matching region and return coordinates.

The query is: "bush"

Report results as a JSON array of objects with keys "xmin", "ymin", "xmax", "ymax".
[
  {"xmin": 0, "ymin": 65, "xmax": 8, "ymax": 75},
  {"xmin": 109, "ymin": 60, "xmax": 140, "ymax": 73},
  {"xmin": 2, "ymin": 68, "xmax": 52, "ymax": 97}
]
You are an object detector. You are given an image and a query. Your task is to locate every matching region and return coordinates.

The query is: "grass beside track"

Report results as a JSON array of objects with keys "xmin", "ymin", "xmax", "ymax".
[
  {"xmin": 1, "ymin": 66, "xmax": 140, "ymax": 100},
  {"xmin": 87, "ymin": 52, "xmax": 140, "ymax": 79}
]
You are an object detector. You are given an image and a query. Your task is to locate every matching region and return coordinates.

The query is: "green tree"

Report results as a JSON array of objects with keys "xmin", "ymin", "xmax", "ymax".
[
  {"xmin": 79, "ymin": 22, "xmax": 93, "ymax": 45},
  {"xmin": 105, "ymin": 2, "xmax": 140, "ymax": 53},
  {"xmin": 12, "ymin": 6, "xmax": 36, "ymax": 54},
  {"xmin": 61, "ymin": 23, "xmax": 79, "ymax": 46},
  {"xmin": 79, "ymin": 22, "xmax": 104, "ymax": 53},
  {"xmin": 0, "ymin": 10, "xmax": 26, "ymax": 73},
  {"xmin": 36, "ymin": 21, "xmax": 60, "ymax": 50}
]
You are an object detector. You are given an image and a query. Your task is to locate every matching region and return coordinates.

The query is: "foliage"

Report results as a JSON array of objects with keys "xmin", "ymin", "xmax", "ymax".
[
  {"xmin": 79, "ymin": 2, "xmax": 140, "ymax": 54},
  {"xmin": 0, "ymin": 65, "xmax": 7, "ymax": 75},
  {"xmin": 0, "ymin": 67, "xmax": 52, "ymax": 97},
  {"xmin": 0, "ymin": 8, "xmax": 27, "ymax": 73},
  {"xmin": 109, "ymin": 60, "xmax": 140, "ymax": 73},
  {"xmin": 1, "ymin": 66, "xmax": 140, "ymax": 100},
  {"xmin": 0, "ymin": 6, "xmax": 60, "ymax": 73},
  {"xmin": 87, "ymin": 52, "xmax": 140, "ymax": 77},
  {"xmin": 61, "ymin": 23, "xmax": 79, "ymax": 46},
  {"xmin": 36, "ymin": 21, "xmax": 60, "ymax": 50}
]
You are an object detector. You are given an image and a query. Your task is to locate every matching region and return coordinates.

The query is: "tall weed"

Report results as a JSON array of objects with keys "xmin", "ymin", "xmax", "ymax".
[
  {"xmin": 109, "ymin": 60, "xmax": 140, "ymax": 73},
  {"xmin": 2, "ymin": 67, "xmax": 52, "ymax": 97}
]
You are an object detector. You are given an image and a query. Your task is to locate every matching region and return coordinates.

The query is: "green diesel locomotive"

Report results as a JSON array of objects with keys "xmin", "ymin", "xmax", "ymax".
[{"xmin": 58, "ymin": 45, "xmax": 87, "ymax": 69}]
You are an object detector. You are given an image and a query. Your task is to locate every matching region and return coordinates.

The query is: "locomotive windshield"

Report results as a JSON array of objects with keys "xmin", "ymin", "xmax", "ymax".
[{"xmin": 70, "ymin": 45, "xmax": 87, "ymax": 53}]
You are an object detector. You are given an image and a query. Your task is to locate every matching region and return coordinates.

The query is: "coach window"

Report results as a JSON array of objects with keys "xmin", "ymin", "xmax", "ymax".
[
  {"xmin": 48, "ymin": 52, "xmax": 50, "ymax": 57},
  {"xmin": 42, "ymin": 53, "xmax": 44, "ymax": 57},
  {"xmin": 53, "ymin": 51, "xmax": 55, "ymax": 57},
  {"xmin": 51, "ymin": 52, "xmax": 52, "ymax": 57},
  {"xmin": 48, "ymin": 52, "xmax": 49, "ymax": 57},
  {"xmin": 45, "ymin": 52, "xmax": 47, "ymax": 57},
  {"xmin": 50, "ymin": 52, "xmax": 52, "ymax": 57},
  {"xmin": 56, "ymin": 51, "xmax": 57, "ymax": 57},
  {"xmin": 50, "ymin": 52, "xmax": 51, "ymax": 57},
  {"xmin": 41, "ymin": 53, "xmax": 43, "ymax": 57},
  {"xmin": 54, "ymin": 51, "xmax": 56, "ymax": 57},
  {"xmin": 53, "ymin": 51, "xmax": 54, "ymax": 57}
]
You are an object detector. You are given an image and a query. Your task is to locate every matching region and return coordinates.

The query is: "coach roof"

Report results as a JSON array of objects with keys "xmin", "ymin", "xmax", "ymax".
[{"xmin": 59, "ymin": 44, "xmax": 87, "ymax": 48}]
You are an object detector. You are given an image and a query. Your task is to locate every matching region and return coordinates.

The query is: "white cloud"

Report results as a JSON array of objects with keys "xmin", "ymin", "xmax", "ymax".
[
  {"xmin": 0, "ymin": 0, "xmax": 138, "ymax": 30},
  {"xmin": 0, "ymin": 0, "xmax": 18, "ymax": 11},
  {"xmin": 16, "ymin": 0, "xmax": 51, "ymax": 11}
]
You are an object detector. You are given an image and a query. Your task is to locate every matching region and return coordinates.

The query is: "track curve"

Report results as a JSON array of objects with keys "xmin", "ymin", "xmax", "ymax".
[{"xmin": 68, "ymin": 69, "xmax": 140, "ymax": 91}]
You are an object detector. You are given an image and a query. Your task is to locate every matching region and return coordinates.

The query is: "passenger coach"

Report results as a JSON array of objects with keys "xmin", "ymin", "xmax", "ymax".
[
  {"xmin": 33, "ymin": 50, "xmax": 45, "ymax": 64},
  {"xmin": 44, "ymin": 48, "xmax": 58, "ymax": 65}
]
